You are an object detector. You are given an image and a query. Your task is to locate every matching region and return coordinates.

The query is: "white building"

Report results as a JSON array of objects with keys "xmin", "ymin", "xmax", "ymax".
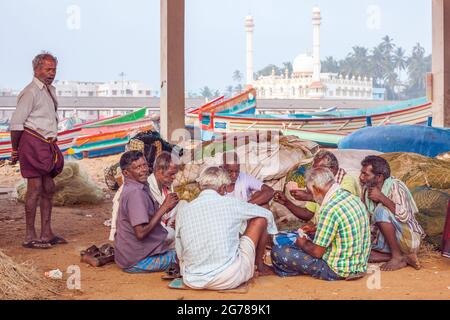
[
  {"xmin": 54, "ymin": 80, "xmax": 153, "ymax": 97},
  {"xmin": 250, "ymin": 7, "xmax": 374, "ymax": 100}
]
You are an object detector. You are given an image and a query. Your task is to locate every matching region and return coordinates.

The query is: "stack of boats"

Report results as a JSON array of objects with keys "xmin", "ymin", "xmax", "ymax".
[
  {"xmin": 1, "ymin": 88, "xmax": 445, "ymax": 161},
  {"xmin": 0, "ymin": 107, "xmax": 152, "ymax": 160}
]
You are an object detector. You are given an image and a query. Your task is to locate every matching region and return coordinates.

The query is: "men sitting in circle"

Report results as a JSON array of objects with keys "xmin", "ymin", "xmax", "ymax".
[
  {"xmin": 221, "ymin": 151, "xmax": 275, "ymax": 274},
  {"xmin": 175, "ymin": 167, "xmax": 278, "ymax": 290},
  {"xmin": 273, "ymin": 150, "xmax": 360, "ymax": 234},
  {"xmin": 360, "ymin": 156, "xmax": 425, "ymax": 271},
  {"xmin": 114, "ymin": 151, "xmax": 179, "ymax": 273},
  {"xmin": 148, "ymin": 152, "xmax": 186, "ymax": 248},
  {"xmin": 271, "ymin": 167, "xmax": 370, "ymax": 281}
]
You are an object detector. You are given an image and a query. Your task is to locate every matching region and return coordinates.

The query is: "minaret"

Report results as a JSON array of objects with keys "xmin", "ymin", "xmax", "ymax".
[
  {"xmin": 245, "ymin": 15, "xmax": 255, "ymax": 87},
  {"xmin": 312, "ymin": 7, "xmax": 322, "ymax": 82}
]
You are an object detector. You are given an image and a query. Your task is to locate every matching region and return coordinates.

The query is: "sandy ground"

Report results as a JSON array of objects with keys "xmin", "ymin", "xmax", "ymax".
[{"xmin": 0, "ymin": 155, "xmax": 449, "ymax": 300}]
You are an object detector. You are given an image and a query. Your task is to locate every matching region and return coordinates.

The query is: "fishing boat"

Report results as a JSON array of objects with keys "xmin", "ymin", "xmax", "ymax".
[
  {"xmin": 0, "ymin": 127, "xmax": 82, "ymax": 160},
  {"xmin": 192, "ymin": 94, "xmax": 433, "ymax": 146},
  {"xmin": 0, "ymin": 107, "xmax": 151, "ymax": 160}
]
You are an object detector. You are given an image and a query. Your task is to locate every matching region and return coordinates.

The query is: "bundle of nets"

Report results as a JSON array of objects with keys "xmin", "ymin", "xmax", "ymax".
[
  {"xmin": 412, "ymin": 187, "xmax": 450, "ymax": 247},
  {"xmin": 173, "ymin": 134, "xmax": 318, "ymax": 190},
  {"xmin": 380, "ymin": 152, "xmax": 450, "ymax": 190},
  {"xmin": 0, "ymin": 250, "xmax": 59, "ymax": 300},
  {"xmin": 17, "ymin": 162, "xmax": 104, "ymax": 206}
]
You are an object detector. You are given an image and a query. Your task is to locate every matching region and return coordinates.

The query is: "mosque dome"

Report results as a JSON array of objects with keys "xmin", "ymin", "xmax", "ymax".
[{"xmin": 293, "ymin": 53, "xmax": 314, "ymax": 74}]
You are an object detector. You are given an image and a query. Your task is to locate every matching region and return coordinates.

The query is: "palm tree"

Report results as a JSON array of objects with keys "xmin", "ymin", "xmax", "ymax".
[
  {"xmin": 225, "ymin": 85, "xmax": 234, "ymax": 98},
  {"xmin": 393, "ymin": 47, "xmax": 407, "ymax": 81},
  {"xmin": 200, "ymin": 86, "xmax": 213, "ymax": 100},
  {"xmin": 282, "ymin": 62, "xmax": 293, "ymax": 75},
  {"xmin": 406, "ymin": 43, "xmax": 428, "ymax": 97},
  {"xmin": 321, "ymin": 56, "xmax": 339, "ymax": 73},
  {"xmin": 256, "ymin": 64, "xmax": 281, "ymax": 77},
  {"xmin": 232, "ymin": 70, "xmax": 243, "ymax": 83},
  {"xmin": 347, "ymin": 46, "xmax": 370, "ymax": 77},
  {"xmin": 380, "ymin": 35, "xmax": 395, "ymax": 56},
  {"xmin": 370, "ymin": 44, "xmax": 388, "ymax": 87},
  {"xmin": 235, "ymin": 84, "xmax": 243, "ymax": 94}
]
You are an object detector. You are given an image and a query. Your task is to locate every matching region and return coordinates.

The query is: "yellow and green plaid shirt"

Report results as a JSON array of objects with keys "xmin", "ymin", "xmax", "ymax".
[{"xmin": 313, "ymin": 188, "xmax": 371, "ymax": 278}]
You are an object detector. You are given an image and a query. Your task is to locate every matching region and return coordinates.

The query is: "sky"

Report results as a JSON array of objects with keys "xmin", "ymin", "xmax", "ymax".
[{"xmin": 0, "ymin": 0, "xmax": 432, "ymax": 93}]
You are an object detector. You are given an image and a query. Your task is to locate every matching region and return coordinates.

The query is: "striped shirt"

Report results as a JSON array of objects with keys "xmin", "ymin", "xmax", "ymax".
[
  {"xmin": 314, "ymin": 188, "xmax": 371, "ymax": 278},
  {"xmin": 363, "ymin": 178, "xmax": 425, "ymax": 238},
  {"xmin": 175, "ymin": 189, "xmax": 278, "ymax": 288}
]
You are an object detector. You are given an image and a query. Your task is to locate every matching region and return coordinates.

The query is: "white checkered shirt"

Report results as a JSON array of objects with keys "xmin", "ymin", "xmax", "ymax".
[{"xmin": 175, "ymin": 190, "xmax": 277, "ymax": 288}]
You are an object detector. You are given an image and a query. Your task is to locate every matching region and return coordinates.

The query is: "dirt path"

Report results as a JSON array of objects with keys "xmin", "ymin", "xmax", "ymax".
[{"xmin": 1, "ymin": 157, "xmax": 449, "ymax": 300}]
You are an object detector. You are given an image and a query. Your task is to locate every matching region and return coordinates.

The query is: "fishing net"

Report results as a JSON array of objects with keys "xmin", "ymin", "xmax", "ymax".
[
  {"xmin": 173, "ymin": 134, "xmax": 318, "ymax": 190},
  {"xmin": 17, "ymin": 162, "xmax": 104, "ymax": 206},
  {"xmin": 380, "ymin": 152, "xmax": 450, "ymax": 190},
  {"xmin": 412, "ymin": 188, "xmax": 450, "ymax": 218},
  {"xmin": 104, "ymin": 163, "xmax": 121, "ymax": 191},
  {"xmin": 0, "ymin": 250, "xmax": 59, "ymax": 300},
  {"xmin": 436, "ymin": 151, "xmax": 450, "ymax": 162}
]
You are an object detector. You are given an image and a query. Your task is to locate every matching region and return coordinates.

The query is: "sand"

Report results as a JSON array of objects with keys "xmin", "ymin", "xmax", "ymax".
[{"xmin": 0, "ymin": 155, "xmax": 449, "ymax": 300}]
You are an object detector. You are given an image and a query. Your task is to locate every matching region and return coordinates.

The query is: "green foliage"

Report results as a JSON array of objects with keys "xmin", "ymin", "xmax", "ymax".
[{"xmin": 255, "ymin": 35, "xmax": 431, "ymax": 100}]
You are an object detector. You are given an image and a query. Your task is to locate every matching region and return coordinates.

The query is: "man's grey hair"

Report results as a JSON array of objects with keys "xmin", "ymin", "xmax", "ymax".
[
  {"xmin": 313, "ymin": 150, "xmax": 339, "ymax": 171},
  {"xmin": 305, "ymin": 167, "xmax": 336, "ymax": 191},
  {"xmin": 32, "ymin": 51, "xmax": 58, "ymax": 70},
  {"xmin": 197, "ymin": 166, "xmax": 231, "ymax": 191},
  {"xmin": 153, "ymin": 151, "xmax": 179, "ymax": 173}
]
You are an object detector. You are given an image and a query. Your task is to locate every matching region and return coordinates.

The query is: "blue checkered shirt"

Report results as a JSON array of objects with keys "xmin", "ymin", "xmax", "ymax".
[{"xmin": 175, "ymin": 190, "xmax": 278, "ymax": 287}]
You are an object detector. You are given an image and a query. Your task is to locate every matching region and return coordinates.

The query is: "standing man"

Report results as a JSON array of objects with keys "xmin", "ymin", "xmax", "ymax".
[{"xmin": 10, "ymin": 52, "xmax": 66, "ymax": 249}]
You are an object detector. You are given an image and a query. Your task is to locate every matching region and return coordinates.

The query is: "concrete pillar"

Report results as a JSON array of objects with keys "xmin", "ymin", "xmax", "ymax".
[
  {"xmin": 312, "ymin": 7, "xmax": 322, "ymax": 83},
  {"xmin": 160, "ymin": 0, "xmax": 185, "ymax": 142},
  {"xmin": 245, "ymin": 15, "xmax": 255, "ymax": 87},
  {"xmin": 432, "ymin": 0, "xmax": 450, "ymax": 127}
]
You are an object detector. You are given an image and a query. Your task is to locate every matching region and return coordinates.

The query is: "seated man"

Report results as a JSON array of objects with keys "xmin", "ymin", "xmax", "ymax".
[
  {"xmin": 221, "ymin": 151, "xmax": 275, "ymax": 274},
  {"xmin": 221, "ymin": 152, "xmax": 275, "ymax": 207},
  {"xmin": 148, "ymin": 152, "xmax": 186, "ymax": 247},
  {"xmin": 271, "ymin": 167, "xmax": 370, "ymax": 281},
  {"xmin": 176, "ymin": 167, "xmax": 278, "ymax": 290},
  {"xmin": 360, "ymin": 156, "xmax": 425, "ymax": 271},
  {"xmin": 274, "ymin": 150, "xmax": 360, "ymax": 229},
  {"xmin": 114, "ymin": 151, "xmax": 179, "ymax": 273}
]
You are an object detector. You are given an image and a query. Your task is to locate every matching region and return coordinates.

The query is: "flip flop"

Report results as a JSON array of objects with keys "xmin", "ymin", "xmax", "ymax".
[
  {"xmin": 162, "ymin": 264, "xmax": 181, "ymax": 280},
  {"xmin": 49, "ymin": 236, "xmax": 68, "ymax": 245},
  {"xmin": 22, "ymin": 240, "xmax": 52, "ymax": 249}
]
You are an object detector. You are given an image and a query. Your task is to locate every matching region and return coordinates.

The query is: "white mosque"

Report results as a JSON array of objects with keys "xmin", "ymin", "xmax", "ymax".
[{"xmin": 248, "ymin": 7, "xmax": 375, "ymax": 100}]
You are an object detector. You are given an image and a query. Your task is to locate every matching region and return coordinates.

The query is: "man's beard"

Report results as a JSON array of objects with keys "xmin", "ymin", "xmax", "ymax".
[
  {"xmin": 313, "ymin": 194, "xmax": 324, "ymax": 205},
  {"xmin": 362, "ymin": 179, "xmax": 378, "ymax": 188}
]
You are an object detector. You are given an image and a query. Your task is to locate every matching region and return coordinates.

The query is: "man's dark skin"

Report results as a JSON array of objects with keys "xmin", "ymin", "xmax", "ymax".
[
  {"xmin": 122, "ymin": 156, "xmax": 178, "ymax": 241},
  {"xmin": 11, "ymin": 58, "xmax": 63, "ymax": 247},
  {"xmin": 273, "ymin": 157, "xmax": 337, "ymax": 231},
  {"xmin": 360, "ymin": 164, "xmax": 420, "ymax": 271},
  {"xmin": 153, "ymin": 161, "xmax": 180, "ymax": 228},
  {"xmin": 222, "ymin": 162, "xmax": 275, "ymax": 276}
]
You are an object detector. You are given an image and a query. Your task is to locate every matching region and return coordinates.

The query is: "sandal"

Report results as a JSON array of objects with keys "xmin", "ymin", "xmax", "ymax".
[
  {"xmin": 162, "ymin": 264, "xmax": 181, "ymax": 280},
  {"xmin": 49, "ymin": 236, "xmax": 68, "ymax": 246},
  {"xmin": 22, "ymin": 240, "xmax": 53, "ymax": 250}
]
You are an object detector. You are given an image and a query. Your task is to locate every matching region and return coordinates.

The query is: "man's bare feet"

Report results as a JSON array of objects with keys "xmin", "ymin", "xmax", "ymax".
[
  {"xmin": 381, "ymin": 256, "xmax": 407, "ymax": 271},
  {"xmin": 255, "ymin": 263, "xmax": 275, "ymax": 277},
  {"xmin": 405, "ymin": 253, "xmax": 421, "ymax": 270},
  {"xmin": 368, "ymin": 250, "xmax": 391, "ymax": 263}
]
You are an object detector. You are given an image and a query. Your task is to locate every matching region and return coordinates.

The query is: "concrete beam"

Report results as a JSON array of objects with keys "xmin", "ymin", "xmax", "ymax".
[
  {"xmin": 160, "ymin": 0, "xmax": 185, "ymax": 142},
  {"xmin": 432, "ymin": 0, "xmax": 450, "ymax": 127}
]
